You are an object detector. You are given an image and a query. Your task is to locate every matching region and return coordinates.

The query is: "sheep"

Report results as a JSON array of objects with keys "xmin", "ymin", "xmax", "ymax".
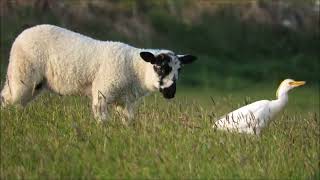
[{"xmin": 0, "ymin": 24, "xmax": 197, "ymax": 122}]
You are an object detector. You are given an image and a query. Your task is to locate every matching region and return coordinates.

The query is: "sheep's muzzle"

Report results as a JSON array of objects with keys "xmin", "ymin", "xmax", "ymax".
[{"xmin": 160, "ymin": 81, "xmax": 176, "ymax": 99}]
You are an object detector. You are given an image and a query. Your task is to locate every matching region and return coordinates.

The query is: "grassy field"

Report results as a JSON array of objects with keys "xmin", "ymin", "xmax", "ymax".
[
  {"xmin": 0, "ymin": 85, "xmax": 319, "ymax": 179},
  {"xmin": 1, "ymin": 1, "xmax": 319, "ymax": 179}
]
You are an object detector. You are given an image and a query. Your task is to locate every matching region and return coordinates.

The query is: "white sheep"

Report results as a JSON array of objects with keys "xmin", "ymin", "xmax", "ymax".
[{"xmin": 0, "ymin": 24, "xmax": 197, "ymax": 122}]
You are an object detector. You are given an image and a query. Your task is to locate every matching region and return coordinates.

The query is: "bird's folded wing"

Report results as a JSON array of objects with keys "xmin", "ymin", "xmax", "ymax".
[{"xmin": 216, "ymin": 100, "xmax": 270, "ymax": 125}]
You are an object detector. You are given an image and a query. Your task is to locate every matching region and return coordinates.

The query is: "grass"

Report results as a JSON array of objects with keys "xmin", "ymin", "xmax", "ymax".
[
  {"xmin": 0, "ymin": 2, "xmax": 319, "ymax": 178},
  {"xmin": 0, "ymin": 85, "xmax": 319, "ymax": 179}
]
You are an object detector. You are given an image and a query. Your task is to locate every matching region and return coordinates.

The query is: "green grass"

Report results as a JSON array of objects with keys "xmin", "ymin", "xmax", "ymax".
[
  {"xmin": 1, "ymin": 2, "xmax": 319, "ymax": 178},
  {"xmin": 1, "ymin": 86, "xmax": 319, "ymax": 179}
]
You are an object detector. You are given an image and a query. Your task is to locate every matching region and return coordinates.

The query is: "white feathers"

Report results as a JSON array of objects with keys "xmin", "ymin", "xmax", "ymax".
[{"xmin": 214, "ymin": 79, "xmax": 305, "ymax": 135}]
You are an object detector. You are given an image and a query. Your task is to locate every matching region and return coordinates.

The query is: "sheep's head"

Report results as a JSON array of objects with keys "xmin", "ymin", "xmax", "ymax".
[{"xmin": 140, "ymin": 50, "xmax": 197, "ymax": 99}]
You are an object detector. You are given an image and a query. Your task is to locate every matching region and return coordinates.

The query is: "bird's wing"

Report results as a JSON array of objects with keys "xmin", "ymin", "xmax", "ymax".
[
  {"xmin": 215, "ymin": 100, "xmax": 270, "ymax": 131},
  {"xmin": 219, "ymin": 100, "xmax": 270, "ymax": 120}
]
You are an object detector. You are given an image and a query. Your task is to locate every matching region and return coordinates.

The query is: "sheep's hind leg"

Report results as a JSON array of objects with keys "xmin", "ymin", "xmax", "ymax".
[
  {"xmin": 1, "ymin": 50, "xmax": 44, "ymax": 108},
  {"xmin": 1, "ymin": 77, "xmax": 43, "ymax": 107}
]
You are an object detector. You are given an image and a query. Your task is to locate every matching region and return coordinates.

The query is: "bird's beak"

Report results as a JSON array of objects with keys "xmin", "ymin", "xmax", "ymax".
[{"xmin": 289, "ymin": 81, "xmax": 306, "ymax": 87}]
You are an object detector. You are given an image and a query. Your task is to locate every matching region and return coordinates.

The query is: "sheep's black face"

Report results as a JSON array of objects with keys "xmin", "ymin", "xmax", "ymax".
[
  {"xmin": 153, "ymin": 53, "xmax": 177, "ymax": 99},
  {"xmin": 140, "ymin": 51, "xmax": 197, "ymax": 99}
]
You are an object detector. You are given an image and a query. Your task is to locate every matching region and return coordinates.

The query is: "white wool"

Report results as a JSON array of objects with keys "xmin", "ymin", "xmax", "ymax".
[{"xmin": 0, "ymin": 24, "xmax": 176, "ymax": 121}]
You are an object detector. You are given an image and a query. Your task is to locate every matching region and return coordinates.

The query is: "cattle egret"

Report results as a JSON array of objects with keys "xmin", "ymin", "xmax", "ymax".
[{"xmin": 214, "ymin": 79, "xmax": 305, "ymax": 135}]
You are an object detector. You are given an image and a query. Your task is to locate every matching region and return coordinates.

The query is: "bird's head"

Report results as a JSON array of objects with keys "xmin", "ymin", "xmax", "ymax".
[{"xmin": 276, "ymin": 79, "xmax": 306, "ymax": 98}]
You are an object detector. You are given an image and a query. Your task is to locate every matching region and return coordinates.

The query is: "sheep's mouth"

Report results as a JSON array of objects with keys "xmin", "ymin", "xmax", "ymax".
[{"xmin": 159, "ymin": 82, "xmax": 176, "ymax": 99}]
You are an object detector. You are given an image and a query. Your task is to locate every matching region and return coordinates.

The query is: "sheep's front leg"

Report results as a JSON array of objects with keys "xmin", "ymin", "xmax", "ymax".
[
  {"xmin": 92, "ymin": 73, "xmax": 118, "ymax": 123},
  {"xmin": 116, "ymin": 102, "xmax": 135, "ymax": 125},
  {"xmin": 92, "ymin": 91, "xmax": 110, "ymax": 123}
]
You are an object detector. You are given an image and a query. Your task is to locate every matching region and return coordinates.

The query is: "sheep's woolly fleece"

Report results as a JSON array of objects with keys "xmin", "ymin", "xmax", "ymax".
[{"xmin": 0, "ymin": 24, "xmax": 196, "ymax": 122}]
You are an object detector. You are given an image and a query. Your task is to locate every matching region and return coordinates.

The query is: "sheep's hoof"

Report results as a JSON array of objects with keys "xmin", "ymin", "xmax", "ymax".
[
  {"xmin": 120, "ymin": 117, "xmax": 130, "ymax": 127},
  {"xmin": 96, "ymin": 118, "xmax": 108, "ymax": 125}
]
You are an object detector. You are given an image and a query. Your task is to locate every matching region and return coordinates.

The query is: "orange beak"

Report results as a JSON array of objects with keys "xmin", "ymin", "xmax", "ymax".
[{"xmin": 289, "ymin": 81, "xmax": 306, "ymax": 87}]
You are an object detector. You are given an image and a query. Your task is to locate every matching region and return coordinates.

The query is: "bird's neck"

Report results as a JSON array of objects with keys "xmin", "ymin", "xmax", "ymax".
[{"xmin": 271, "ymin": 93, "xmax": 288, "ymax": 114}]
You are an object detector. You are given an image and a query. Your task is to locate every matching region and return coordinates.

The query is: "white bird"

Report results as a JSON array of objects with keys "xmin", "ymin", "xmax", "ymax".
[{"xmin": 214, "ymin": 79, "xmax": 305, "ymax": 135}]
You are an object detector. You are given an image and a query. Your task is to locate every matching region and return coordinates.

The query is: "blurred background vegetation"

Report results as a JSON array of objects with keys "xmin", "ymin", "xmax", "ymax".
[{"xmin": 0, "ymin": 0, "xmax": 319, "ymax": 90}]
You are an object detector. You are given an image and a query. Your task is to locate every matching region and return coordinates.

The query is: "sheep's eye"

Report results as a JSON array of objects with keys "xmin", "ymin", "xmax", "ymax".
[
  {"xmin": 153, "ymin": 66, "xmax": 161, "ymax": 73},
  {"xmin": 153, "ymin": 64, "xmax": 172, "ymax": 77},
  {"xmin": 162, "ymin": 64, "xmax": 172, "ymax": 75}
]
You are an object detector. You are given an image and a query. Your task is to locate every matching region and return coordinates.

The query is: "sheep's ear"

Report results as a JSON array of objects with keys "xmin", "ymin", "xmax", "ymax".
[
  {"xmin": 178, "ymin": 55, "xmax": 197, "ymax": 64},
  {"xmin": 140, "ymin": 52, "xmax": 156, "ymax": 64}
]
